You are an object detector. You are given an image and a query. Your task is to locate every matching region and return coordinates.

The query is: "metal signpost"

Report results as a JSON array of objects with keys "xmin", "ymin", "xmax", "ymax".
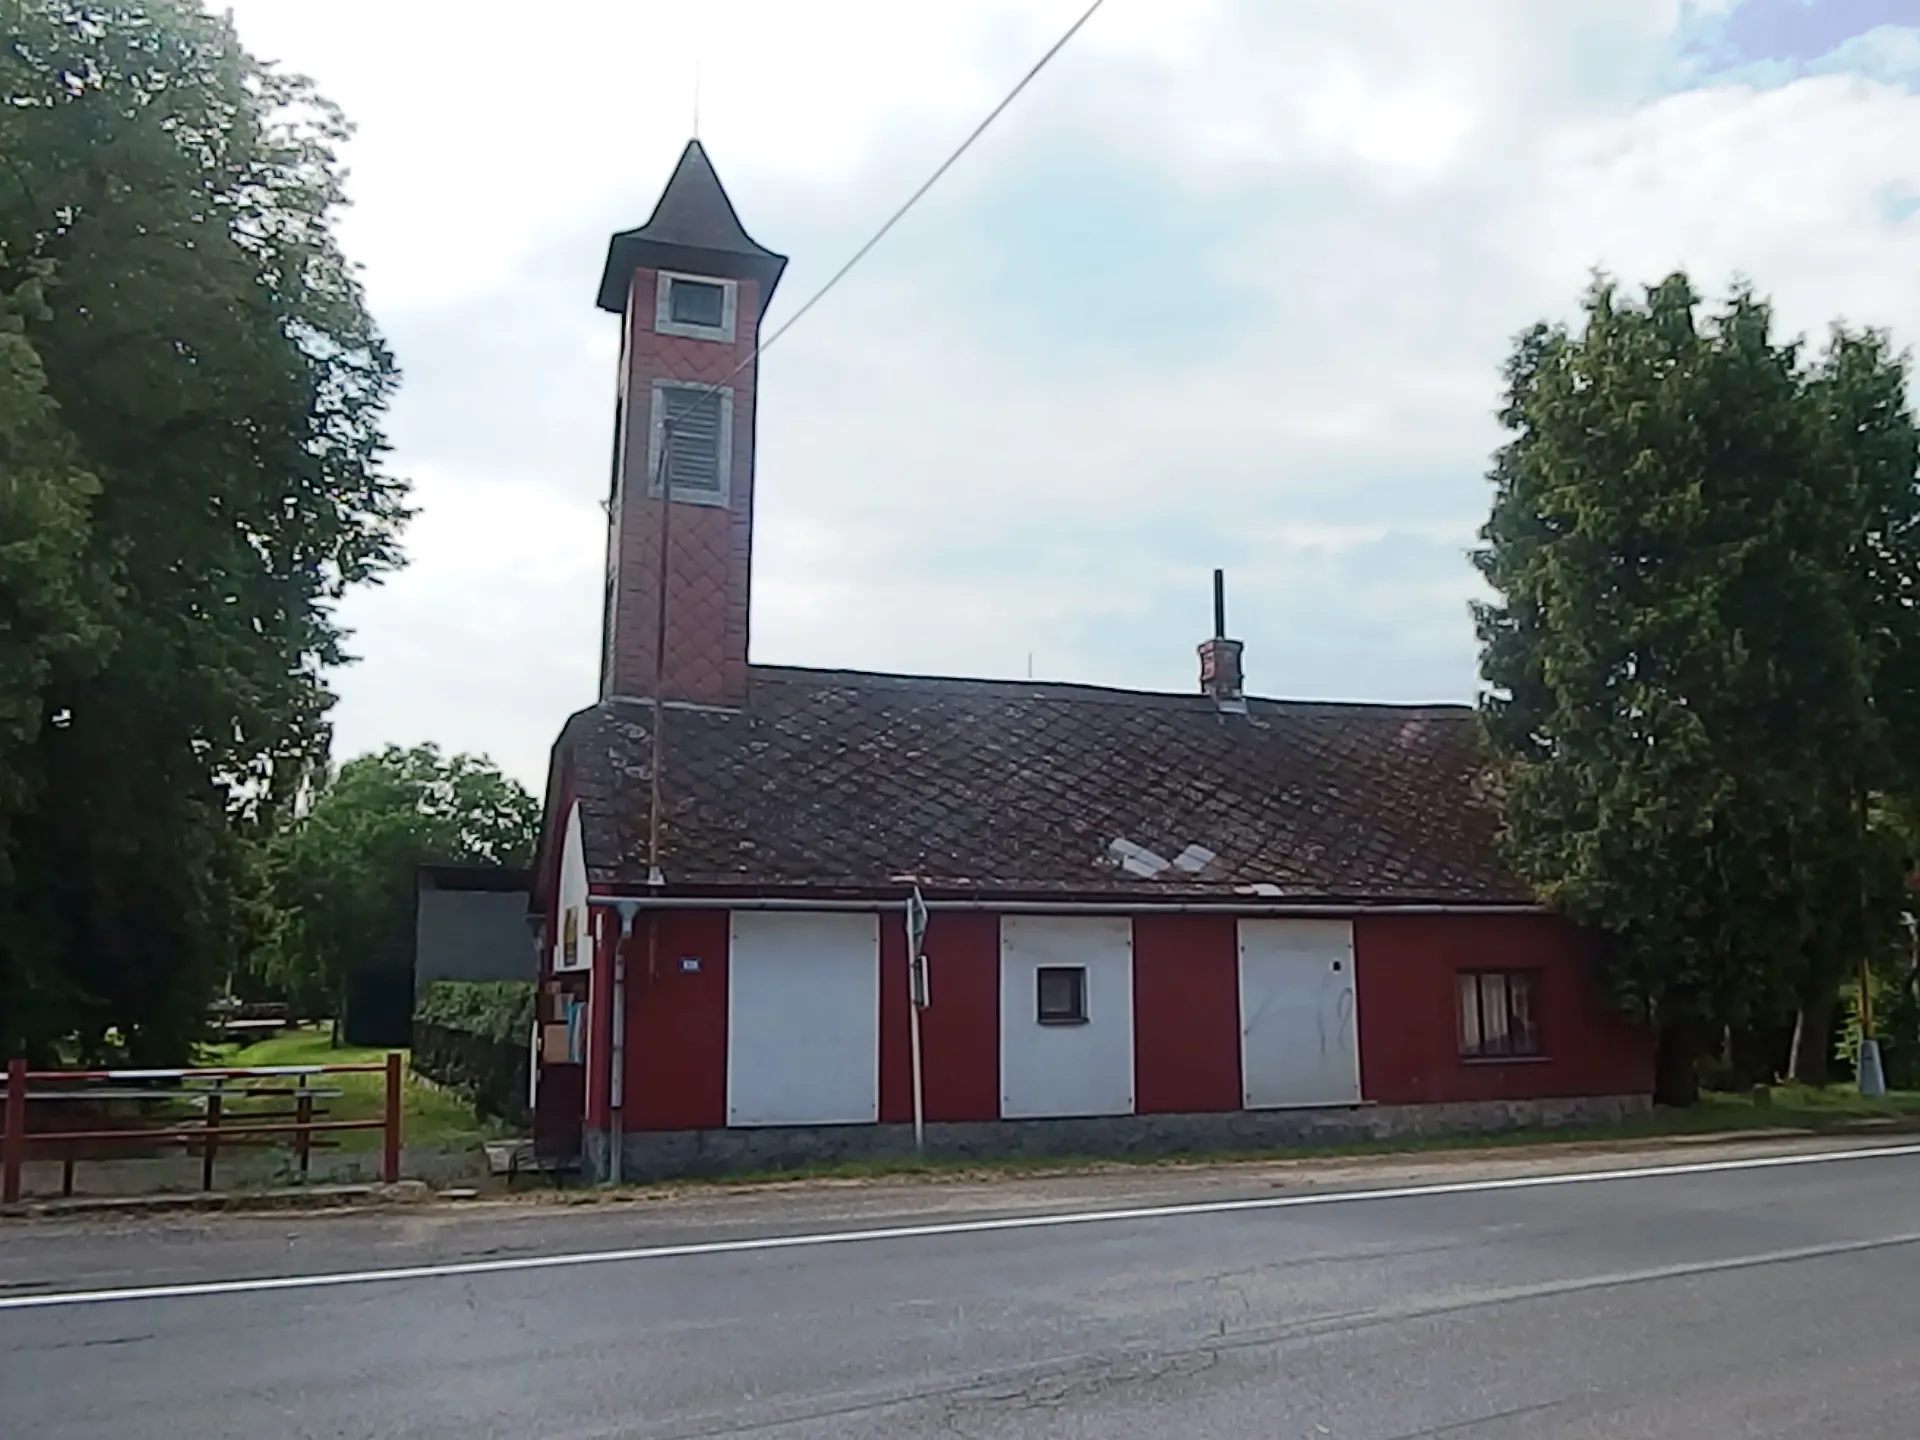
[{"xmin": 907, "ymin": 887, "xmax": 929, "ymax": 1155}]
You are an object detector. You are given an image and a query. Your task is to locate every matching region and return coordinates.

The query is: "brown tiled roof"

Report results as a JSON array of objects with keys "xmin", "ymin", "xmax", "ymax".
[{"xmin": 557, "ymin": 666, "xmax": 1528, "ymax": 905}]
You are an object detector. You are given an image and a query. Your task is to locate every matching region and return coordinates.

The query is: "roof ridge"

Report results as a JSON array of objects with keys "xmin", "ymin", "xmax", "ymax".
[{"xmin": 742, "ymin": 663, "xmax": 1475, "ymax": 717}]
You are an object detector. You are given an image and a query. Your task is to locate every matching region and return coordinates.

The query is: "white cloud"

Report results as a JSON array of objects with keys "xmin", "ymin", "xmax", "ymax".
[
  {"xmin": 1515, "ymin": 74, "xmax": 1920, "ymax": 336},
  {"xmin": 327, "ymin": 464, "xmax": 602, "ymax": 769},
  {"xmin": 223, "ymin": 0, "xmax": 1920, "ymax": 786}
]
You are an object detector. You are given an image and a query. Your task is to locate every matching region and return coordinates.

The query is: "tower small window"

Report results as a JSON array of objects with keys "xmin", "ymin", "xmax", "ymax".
[
  {"xmin": 670, "ymin": 278, "xmax": 725, "ymax": 329},
  {"xmin": 1036, "ymin": 966, "xmax": 1088, "ymax": 1025},
  {"xmin": 654, "ymin": 270, "xmax": 738, "ymax": 342}
]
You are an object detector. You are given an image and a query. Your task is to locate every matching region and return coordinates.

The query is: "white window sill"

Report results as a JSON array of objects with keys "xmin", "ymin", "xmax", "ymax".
[{"xmin": 655, "ymin": 318, "xmax": 733, "ymax": 343}]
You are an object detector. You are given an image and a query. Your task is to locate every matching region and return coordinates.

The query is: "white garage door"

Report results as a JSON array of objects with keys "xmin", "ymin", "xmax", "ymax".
[
  {"xmin": 727, "ymin": 911, "xmax": 879, "ymax": 1127},
  {"xmin": 1238, "ymin": 919, "xmax": 1360, "ymax": 1109},
  {"xmin": 999, "ymin": 915, "xmax": 1135, "ymax": 1119}
]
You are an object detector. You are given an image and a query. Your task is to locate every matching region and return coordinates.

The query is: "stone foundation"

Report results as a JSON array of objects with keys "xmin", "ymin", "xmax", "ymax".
[{"xmin": 582, "ymin": 1093, "xmax": 1651, "ymax": 1184}]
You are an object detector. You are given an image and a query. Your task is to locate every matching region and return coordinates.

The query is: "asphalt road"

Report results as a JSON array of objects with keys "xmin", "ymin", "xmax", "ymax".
[{"xmin": 4, "ymin": 1140, "xmax": 1920, "ymax": 1438}]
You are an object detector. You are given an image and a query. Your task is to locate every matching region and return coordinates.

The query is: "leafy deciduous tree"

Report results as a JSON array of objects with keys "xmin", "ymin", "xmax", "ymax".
[
  {"xmin": 1475, "ymin": 274, "xmax": 1919, "ymax": 1104},
  {"xmin": 0, "ymin": 0, "xmax": 408, "ymax": 1061},
  {"xmin": 264, "ymin": 746, "xmax": 540, "ymax": 1023}
]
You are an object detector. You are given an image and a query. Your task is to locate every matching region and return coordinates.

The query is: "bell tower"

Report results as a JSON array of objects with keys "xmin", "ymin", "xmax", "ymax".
[{"xmin": 597, "ymin": 140, "xmax": 787, "ymax": 708}]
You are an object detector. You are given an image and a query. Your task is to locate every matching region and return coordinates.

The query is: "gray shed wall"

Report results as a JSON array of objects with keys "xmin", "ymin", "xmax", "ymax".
[{"xmin": 415, "ymin": 888, "xmax": 536, "ymax": 987}]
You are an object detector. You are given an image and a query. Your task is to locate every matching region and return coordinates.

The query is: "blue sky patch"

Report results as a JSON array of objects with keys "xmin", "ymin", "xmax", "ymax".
[
  {"xmin": 1725, "ymin": 0, "xmax": 1916, "ymax": 62},
  {"xmin": 926, "ymin": 151, "xmax": 1271, "ymax": 365},
  {"xmin": 1675, "ymin": 0, "xmax": 1920, "ymax": 88}
]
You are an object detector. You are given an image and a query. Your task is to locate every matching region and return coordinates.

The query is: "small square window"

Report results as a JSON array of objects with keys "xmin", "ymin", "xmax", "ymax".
[
  {"xmin": 1036, "ymin": 966, "xmax": 1087, "ymax": 1025},
  {"xmin": 669, "ymin": 278, "xmax": 725, "ymax": 329},
  {"xmin": 654, "ymin": 270, "xmax": 737, "ymax": 341}
]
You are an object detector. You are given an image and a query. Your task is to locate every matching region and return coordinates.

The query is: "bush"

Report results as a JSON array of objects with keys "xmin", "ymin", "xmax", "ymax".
[
  {"xmin": 414, "ymin": 980, "xmax": 536, "ymax": 1045},
  {"xmin": 412, "ymin": 981, "xmax": 536, "ymax": 1127}
]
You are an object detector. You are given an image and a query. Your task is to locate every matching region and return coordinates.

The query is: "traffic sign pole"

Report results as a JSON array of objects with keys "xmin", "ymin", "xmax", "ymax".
[{"xmin": 907, "ymin": 888, "xmax": 929, "ymax": 1156}]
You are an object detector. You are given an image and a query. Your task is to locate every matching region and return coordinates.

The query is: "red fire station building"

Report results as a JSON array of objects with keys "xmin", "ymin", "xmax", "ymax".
[{"xmin": 530, "ymin": 141, "xmax": 1653, "ymax": 1180}]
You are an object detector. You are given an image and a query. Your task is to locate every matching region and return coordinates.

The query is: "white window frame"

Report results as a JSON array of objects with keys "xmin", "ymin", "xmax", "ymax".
[
  {"xmin": 647, "ymin": 380, "xmax": 734, "ymax": 508},
  {"xmin": 654, "ymin": 270, "xmax": 738, "ymax": 343}
]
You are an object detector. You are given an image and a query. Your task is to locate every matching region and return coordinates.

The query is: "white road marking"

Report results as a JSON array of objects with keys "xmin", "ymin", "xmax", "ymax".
[
  {"xmin": 3, "ymin": 1140, "xmax": 1918, "ymax": 1313},
  {"xmin": 1364, "ymin": 1229, "xmax": 1920, "ymax": 1325}
]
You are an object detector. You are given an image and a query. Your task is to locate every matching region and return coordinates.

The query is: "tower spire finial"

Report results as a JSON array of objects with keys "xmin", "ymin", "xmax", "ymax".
[{"xmin": 692, "ymin": 59, "xmax": 701, "ymax": 139}]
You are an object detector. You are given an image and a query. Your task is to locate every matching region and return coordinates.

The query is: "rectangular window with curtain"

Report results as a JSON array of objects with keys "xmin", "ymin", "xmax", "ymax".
[{"xmin": 1457, "ymin": 970, "xmax": 1542, "ymax": 1058}]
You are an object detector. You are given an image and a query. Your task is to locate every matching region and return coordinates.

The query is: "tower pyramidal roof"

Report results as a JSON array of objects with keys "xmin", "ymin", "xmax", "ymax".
[{"xmin": 597, "ymin": 139, "xmax": 788, "ymax": 314}]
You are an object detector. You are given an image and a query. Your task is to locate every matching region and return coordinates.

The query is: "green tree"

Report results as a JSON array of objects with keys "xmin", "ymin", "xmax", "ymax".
[
  {"xmin": 0, "ymin": 1, "xmax": 408, "ymax": 1061},
  {"xmin": 265, "ymin": 747, "xmax": 539, "ymax": 1025},
  {"xmin": 1474, "ymin": 274, "xmax": 1916, "ymax": 1104},
  {"xmin": 0, "ymin": 254, "xmax": 112, "ymax": 818},
  {"xmin": 0, "ymin": 254, "xmax": 117, "ymax": 1050},
  {"xmin": 1787, "ymin": 330, "xmax": 1920, "ymax": 1081}
]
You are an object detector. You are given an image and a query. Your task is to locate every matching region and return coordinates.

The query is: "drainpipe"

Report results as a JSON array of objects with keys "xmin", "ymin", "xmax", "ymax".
[{"xmin": 605, "ymin": 898, "xmax": 643, "ymax": 1185}]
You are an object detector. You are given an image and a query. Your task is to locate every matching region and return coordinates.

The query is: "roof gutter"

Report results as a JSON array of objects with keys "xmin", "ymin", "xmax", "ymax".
[{"xmin": 586, "ymin": 895, "xmax": 1545, "ymax": 917}]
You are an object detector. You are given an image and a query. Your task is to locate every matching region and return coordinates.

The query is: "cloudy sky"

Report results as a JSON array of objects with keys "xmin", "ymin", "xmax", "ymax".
[{"xmin": 219, "ymin": 0, "xmax": 1920, "ymax": 789}]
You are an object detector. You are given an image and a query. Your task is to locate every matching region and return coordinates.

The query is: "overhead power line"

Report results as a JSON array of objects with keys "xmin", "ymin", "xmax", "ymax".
[
  {"xmin": 701, "ymin": 0, "xmax": 1108, "ymax": 398},
  {"xmin": 636, "ymin": 0, "xmax": 1106, "ymax": 901}
]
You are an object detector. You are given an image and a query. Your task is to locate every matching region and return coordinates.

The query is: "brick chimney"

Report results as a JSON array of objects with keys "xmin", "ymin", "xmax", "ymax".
[
  {"xmin": 597, "ymin": 140, "xmax": 787, "ymax": 708},
  {"xmin": 1197, "ymin": 568, "xmax": 1245, "ymax": 704}
]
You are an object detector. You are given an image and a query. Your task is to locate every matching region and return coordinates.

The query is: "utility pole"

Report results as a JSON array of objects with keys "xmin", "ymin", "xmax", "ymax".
[
  {"xmin": 610, "ymin": 413, "xmax": 679, "ymax": 1186},
  {"xmin": 1859, "ymin": 950, "xmax": 1886, "ymax": 1098},
  {"xmin": 647, "ymin": 413, "xmax": 675, "ymax": 893}
]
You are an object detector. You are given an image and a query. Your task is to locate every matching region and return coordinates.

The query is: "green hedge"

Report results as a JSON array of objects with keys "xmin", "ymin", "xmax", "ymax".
[
  {"xmin": 412, "ymin": 981, "xmax": 537, "ymax": 1126},
  {"xmin": 414, "ymin": 980, "xmax": 536, "ymax": 1046}
]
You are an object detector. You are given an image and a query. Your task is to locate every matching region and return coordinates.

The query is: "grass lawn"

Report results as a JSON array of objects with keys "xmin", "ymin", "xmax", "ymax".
[
  {"xmin": 1394, "ymin": 1082, "xmax": 1920, "ymax": 1152},
  {"xmin": 1672, "ymin": 1082, "xmax": 1920, "ymax": 1130},
  {"xmin": 199, "ymin": 1025, "xmax": 508, "ymax": 1153}
]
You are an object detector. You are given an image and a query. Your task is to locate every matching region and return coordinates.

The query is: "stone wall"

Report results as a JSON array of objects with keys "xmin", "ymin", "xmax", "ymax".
[{"xmin": 582, "ymin": 1093, "xmax": 1652, "ymax": 1183}]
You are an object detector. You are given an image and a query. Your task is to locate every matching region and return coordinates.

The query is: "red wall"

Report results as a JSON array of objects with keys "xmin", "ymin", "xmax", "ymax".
[
  {"xmin": 878, "ymin": 914, "xmax": 911, "ymax": 1124},
  {"xmin": 612, "ymin": 908, "xmax": 1001, "ymax": 1136},
  {"xmin": 625, "ymin": 909, "xmax": 730, "ymax": 1131},
  {"xmin": 1132, "ymin": 914, "xmax": 1241, "ymax": 1114},
  {"xmin": 596, "ymin": 907, "xmax": 1653, "ymax": 1138},
  {"xmin": 881, "ymin": 912, "xmax": 999, "ymax": 1123},
  {"xmin": 605, "ymin": 272, "xmax": 762, "ymax": 707},
  {"xmin": 1353, "ymin": 913, "xmax": 1653, "ymax": 1104}
]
